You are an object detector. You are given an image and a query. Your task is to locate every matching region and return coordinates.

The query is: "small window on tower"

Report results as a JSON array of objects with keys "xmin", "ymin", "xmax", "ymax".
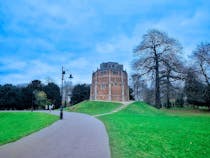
[
  {"xmin": 113, "ymin": 71, "xmax": 118, "ymax": 75},
  {"xmin": 101, "ymin": 84, "xmax": 106, "ymax": 90}
]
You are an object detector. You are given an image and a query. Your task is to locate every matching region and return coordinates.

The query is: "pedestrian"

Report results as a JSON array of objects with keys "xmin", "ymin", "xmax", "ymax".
[{"xmin": 49, "ymin": 105, "xmax": 52, "ymax": 112}]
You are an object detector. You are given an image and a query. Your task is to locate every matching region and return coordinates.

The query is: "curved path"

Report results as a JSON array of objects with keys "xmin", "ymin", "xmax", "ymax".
[
  {"xmin": 0, "ymin": 111, "xmax": 110, "ymax": 158},
  {"xmin": 94, "ymin": 101, "xmax": 134, "ymax": 117}
]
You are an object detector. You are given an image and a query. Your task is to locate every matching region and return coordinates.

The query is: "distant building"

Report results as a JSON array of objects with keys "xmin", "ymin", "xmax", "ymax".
[{"xmin": 90, "ymin": 62, "xmax": 129, "ymax": 101}]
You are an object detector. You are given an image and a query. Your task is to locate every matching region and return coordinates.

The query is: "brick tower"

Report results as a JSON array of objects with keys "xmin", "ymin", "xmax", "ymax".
[{"xmin": 90, "ymin": 62, "xmax": 129, "ymax": 101}]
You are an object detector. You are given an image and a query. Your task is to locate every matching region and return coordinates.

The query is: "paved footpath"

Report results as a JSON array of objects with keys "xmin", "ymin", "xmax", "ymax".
[{"xmin": 0, "ymin": 111, "xmax": 110, "ymax": 158}]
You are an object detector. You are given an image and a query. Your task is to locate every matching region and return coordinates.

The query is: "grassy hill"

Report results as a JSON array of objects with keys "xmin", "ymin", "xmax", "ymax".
[
  {"xmin": 0, "ymin": 112, "xmax": 58, "ymax": 145},
  {"xmin": 67, "ymin": 101, "xmax": 210, "ymax": 158},
  {"xmin": 99, "ymin": 102, "xmax": 210, "ymax": 158},
  {"xmin": 65, "ymin": 100, "xmax": 122, "ymax": 115}
]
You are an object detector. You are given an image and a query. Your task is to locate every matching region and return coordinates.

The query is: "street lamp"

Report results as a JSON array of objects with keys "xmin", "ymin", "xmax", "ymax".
[{"xmin": 60, "ymin": 66, "xmax": 73, "ymax": 119}]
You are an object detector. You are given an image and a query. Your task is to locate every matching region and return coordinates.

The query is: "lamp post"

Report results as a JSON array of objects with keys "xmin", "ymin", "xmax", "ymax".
[{"xmin": 60, "ymin": 66, "xmax": 73, "ymax": 119}]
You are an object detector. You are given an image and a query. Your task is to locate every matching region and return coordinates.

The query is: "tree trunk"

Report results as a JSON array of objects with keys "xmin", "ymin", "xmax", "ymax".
[
  {"xmin": 155, "ymin": 54, "xmax": 161, "ymax": 108},
  {"xmin": 166, "ymin": 72, "xmax": 170, "ymax": 108},
  {"xmin": 200, "ymin": 63, "xmax": 209, "ymax": 86}
]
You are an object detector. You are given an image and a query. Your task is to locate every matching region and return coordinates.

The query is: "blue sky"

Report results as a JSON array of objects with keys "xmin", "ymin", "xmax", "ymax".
[{"xmin": 0, "ymin": 0, "xmax": 210, "ymax": 85}]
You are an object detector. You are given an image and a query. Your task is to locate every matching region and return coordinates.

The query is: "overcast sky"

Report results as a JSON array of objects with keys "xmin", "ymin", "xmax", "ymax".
[{"xmin": 0, "ymin": 0, "xmax": 210, "ymax": 85}]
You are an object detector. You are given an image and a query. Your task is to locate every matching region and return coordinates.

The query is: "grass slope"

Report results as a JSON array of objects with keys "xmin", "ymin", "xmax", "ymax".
[
  {"xmin": 99, "ymin": 102, "xmax": 210, "ymax": 158},
  {"xmin": 0, "ymin": 112, "xmax": 58, "ymax": 145},
  {"xmin": 66, "ymin": 101, "xmax": 121, "ymax": 115}
]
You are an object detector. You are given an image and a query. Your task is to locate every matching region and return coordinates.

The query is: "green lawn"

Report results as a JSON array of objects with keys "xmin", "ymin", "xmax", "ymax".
[
  {"xmin": 65, "ymin": 101, "xmax": 122, "ymax": 115},
  {"xmin": 98, "ymin": 102, "xmax": 210, "ymax": 158},
  {"xmin": 0, "ymin": 112, "xmax": 59, "ymax": 145}
]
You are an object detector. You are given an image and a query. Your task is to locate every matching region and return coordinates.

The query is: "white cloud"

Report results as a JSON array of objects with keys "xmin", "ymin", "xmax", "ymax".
[
  {"xmin": 0, "ymin": 58, "xmax": 27, "ymax": 71},
  {"xmin": 1, "ymin": 0, "xmax": 210, "ymax": 85},
  {"xmin": 93, "ymin": 7, "xmax": 210, "ymax": 77},
  {"xmin": 0, "ymin": 56, "xmax": 93, "ymax": 85},
  {"xmin": 96, "ymin": 43, "xmax": 115, "ymax": 54},
  {"xmin": 67, "ymin": 57, "xmax": 89, "ymax": 69},
  {"xmin": 95, "ymin": 34, "xmax": 138, "ymax": 55},
  {"xmin": 3, "ymin": 0, "xmax": 98, "ymax": 33},
  {"xmin": 93, "ymin": 34, "xmax": 138, "ymax": 80}
]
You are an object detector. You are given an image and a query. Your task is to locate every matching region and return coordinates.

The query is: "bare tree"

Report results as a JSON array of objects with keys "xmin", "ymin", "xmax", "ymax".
[
  {"xmin": 133, "ymin": 29, "xmax": 182, "ymax": 108},
  {"xmin": 193, "ymin": 42, "xmax": 210, "ymax": 86},
  {"xmin": 160, "ymin": 53, "xmax": 185, "ymax": 107},
  {"xmin": 131, "ymin": 74, "xmax": 147, "ymax": 101},
  {"xmin": 193, "ymin": 43, "xmax": 210, "ymax": 108},
  {"xmin": 131, "ymin": 74, "xmax": 141, "ymax": 101},
  {"xmin": 184, "ymin": 68, "xmax": 207, "ymax": 107}
]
